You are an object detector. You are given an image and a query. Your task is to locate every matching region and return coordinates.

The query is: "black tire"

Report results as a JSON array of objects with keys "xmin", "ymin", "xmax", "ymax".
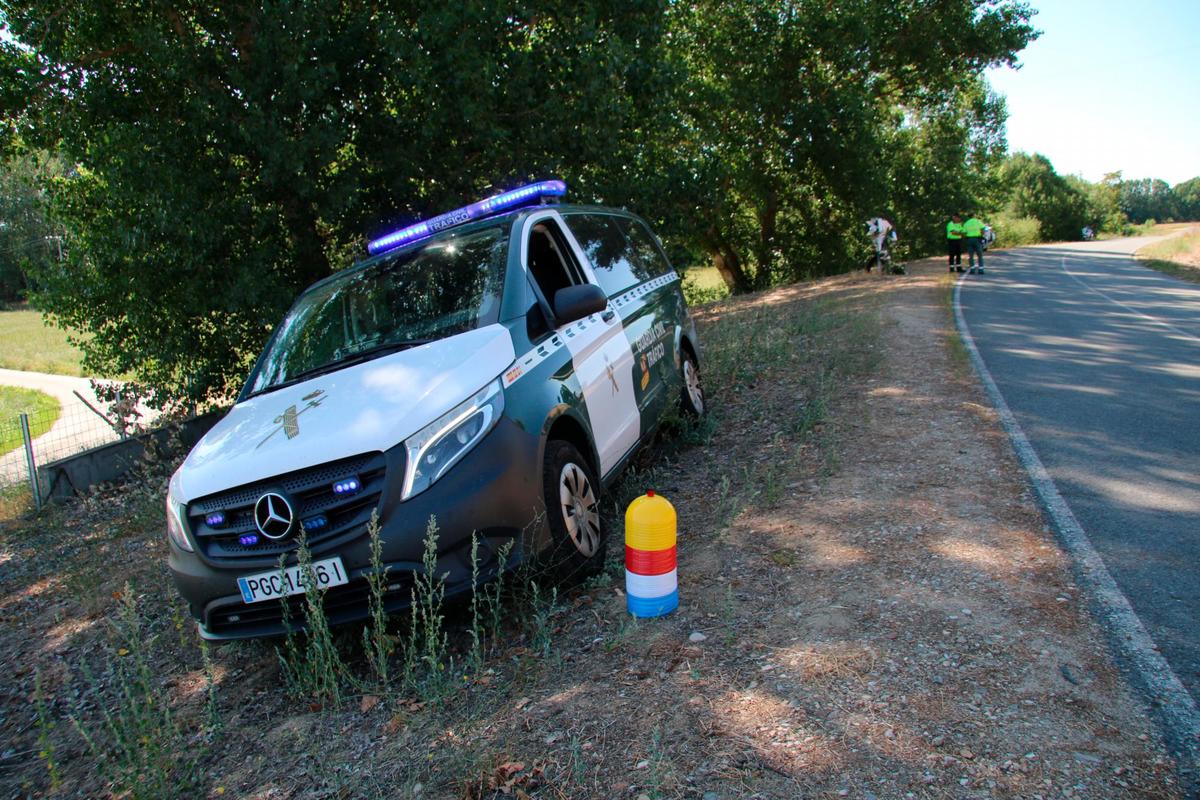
[
  {"xmin": 543, "ymin": 440, "xmax": 605, "ymax": 578},
  {"xmin": 680, "ymin": 349, "xmax": 705, "ymax": 417}
]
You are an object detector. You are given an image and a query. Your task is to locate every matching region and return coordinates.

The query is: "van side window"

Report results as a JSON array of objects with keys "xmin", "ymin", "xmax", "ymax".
[
  {"xmin": 619, "ymin": 218, "xmax": 673, "ymax": 279},
  {"xmin": 525, "ymin": 290, "xmax": 552, "ymax": 341},
  {"xmin": 564, "ymin": 213, "xmax": 655, "ymax": 298},
  {"xmin": 526, "ymin": 220, "xmax": 585, "ymax": 316}
]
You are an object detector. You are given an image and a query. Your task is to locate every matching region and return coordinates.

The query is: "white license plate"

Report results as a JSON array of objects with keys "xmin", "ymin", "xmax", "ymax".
[{"xmin": 237, "ymin": 557, "xmax": 348, "ymax": 605}]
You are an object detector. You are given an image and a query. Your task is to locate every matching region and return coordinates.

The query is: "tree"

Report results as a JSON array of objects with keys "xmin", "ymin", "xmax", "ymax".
[
  {"xmin": 1174, "ymin": 176, "xmax": 1200, "ymax": 221},
  {"xmin": 992, "ymin": 152, "xmax": 1088, "ymax": 241},
  {"xmin": 0, "ymin": 153, "xmax": 64, "ymax": 302},
  {"xmin": 1, "ymin": 2, "xmax": 674, "ymax": 405},
  {"xmin": 1085, "ymin": 172, "xmax": 1127, "ymax": 233},
  {"xmin": 887, "ymin": 79, "xmax": 1010, "ymax": 258},
  {"xmin": 0, "ymin": 1, "xmax": 1038, "ymax": 404},
  {"xmin": 659, "ymin": 0, "xmax": 1037, "ymax": 292},
  {"xmin": 1120, "ymin": 178, "xmax": 1177, "ymax": 224}
]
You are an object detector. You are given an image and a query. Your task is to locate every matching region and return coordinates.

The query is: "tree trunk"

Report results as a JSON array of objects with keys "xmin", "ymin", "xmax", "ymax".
[
  {"xmin": 705, "ymin": 226, "xmax": 753, "ymax": 294},
  {"xmin": 752, "ymin": 192, "xmax": 779, "ymax": 290}
]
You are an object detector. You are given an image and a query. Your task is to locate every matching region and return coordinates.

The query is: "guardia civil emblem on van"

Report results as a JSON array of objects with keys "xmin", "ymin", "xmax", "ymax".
[{"xmin": 256, "ymin": 389, "xmax": 326, "ymax": 449}]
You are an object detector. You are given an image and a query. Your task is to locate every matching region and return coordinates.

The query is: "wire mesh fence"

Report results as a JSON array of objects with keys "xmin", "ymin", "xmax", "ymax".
[{"xmin": 0, "ymin": 390, "xmax": 143, "ymax": 498}]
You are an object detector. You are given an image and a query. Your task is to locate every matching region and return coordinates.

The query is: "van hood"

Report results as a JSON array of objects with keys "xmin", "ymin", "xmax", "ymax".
[{"xmin": 176, "ymin": 324, "xmax": 515, "ymax": 502}]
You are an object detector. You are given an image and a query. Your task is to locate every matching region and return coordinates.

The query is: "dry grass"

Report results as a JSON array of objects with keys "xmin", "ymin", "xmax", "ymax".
[
  {"xmin": 1136, "ymin": 226, "xmax": 1200, "ymax": 283},
  {"xmin": 0, "ymin": 307, "xmax": 90, "ymax": 376}
]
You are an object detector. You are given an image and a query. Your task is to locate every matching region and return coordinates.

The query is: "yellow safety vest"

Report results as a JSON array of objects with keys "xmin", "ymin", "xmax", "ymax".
[
  {"xmin": 947, "ymin": 221, "xmax": 964, "ymax": 240},
  {"xmin": 962, "ymin": 218, "xmax": 984, "ymax": 237}
]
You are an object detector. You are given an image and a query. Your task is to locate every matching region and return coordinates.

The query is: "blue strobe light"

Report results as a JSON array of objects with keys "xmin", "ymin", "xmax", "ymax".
[
  {"xmin": 302, "ymin": 515, "xmax": 329, "ymax": 532},
  {"xmin": 367, "ymin": 180, "xmax": 567, "ymax": 256},
  {"xmin": 332, "ymin": 477, "xmax": 361, "ymax": 496}
]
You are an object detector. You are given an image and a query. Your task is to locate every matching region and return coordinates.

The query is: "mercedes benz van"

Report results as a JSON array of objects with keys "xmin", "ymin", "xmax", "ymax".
[{"xmin": 166, "ymin": 181, "xmax": 704, "ymax": 639}]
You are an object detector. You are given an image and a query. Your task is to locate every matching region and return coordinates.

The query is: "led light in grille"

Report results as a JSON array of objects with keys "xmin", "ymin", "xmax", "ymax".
[
  {"xmin": 303, "ymin": 515, "xmax": 328, "ymax": 532},
  {"xmin": 332, "ymin": 477, "xmax": 361, "ymax": 495},
  {"xmin": 206, "ymin": 511, "xmax": 226, "ymax": 527},
  {"xmin": 239, "ymin": 533, "xmax": 260, "ymax": 546}
]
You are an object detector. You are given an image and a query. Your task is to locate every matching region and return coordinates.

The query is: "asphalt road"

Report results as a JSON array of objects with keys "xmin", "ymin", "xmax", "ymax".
[{"xmin": 958, "ymin": 236, "xmax": 1200, "ymax": 700}]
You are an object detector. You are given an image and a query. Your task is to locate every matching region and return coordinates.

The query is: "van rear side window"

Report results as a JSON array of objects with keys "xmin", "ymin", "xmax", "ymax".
[
  {"xmin": 620, "ymin": 218, "xmax": 673, "ymax": 279},
  {"xmin": 565, "ymin": 213, "xmax": 657, "ymax": 298}
]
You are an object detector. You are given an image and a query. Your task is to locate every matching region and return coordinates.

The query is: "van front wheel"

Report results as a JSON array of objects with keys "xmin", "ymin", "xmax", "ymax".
[
  {"xmin": 543, "ymin": 440, "xmax": 605, "ymax": 576},
  {"xmin": 681, "ymin": 351, "xmax": 705, "ymax": 417}
]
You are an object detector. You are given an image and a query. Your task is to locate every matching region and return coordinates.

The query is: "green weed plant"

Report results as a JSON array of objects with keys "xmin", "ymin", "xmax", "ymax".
[{"xmin": 72, "ymin": 587, "xmax": 202, "ymax": 800}]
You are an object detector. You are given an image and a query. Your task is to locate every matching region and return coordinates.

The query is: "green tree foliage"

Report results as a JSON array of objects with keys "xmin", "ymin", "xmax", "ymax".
[
  {"xmin": 990, "ymin": 152, "xmax": 1088, "ymax": 241},
  {"xmin": 0, "ymin": 153, "xmax": 64, "ymax": 303},
  {"xmin": 1067, "ymin": 171, "xmax": 1126, "ymax": 233},
  {"xmin": 661, "ymin": 0, "xmax": 1037, "ymax": 292},
  {"xmin": 1120, "ymin": 177, "xmax": 1178, "ymax": 224},
  {"xmin": 888, "ymin": 79, "xmax": 1009, "ymax": 258},
  {"xmin": 1, "ymin": 2, "xmax": 672, "ymax": 405},
  {"xmin": 1174, "ymin": 177, "xmax": 1200, "ymax": 221},
  {"xmin": 1, "ymin": 1, "xmax": 1037, "ymax": 405}
]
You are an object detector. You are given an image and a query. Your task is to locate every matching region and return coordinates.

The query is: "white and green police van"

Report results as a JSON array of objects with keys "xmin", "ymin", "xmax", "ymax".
[{"xmin": 166, "ymin": 181, "xmax": 705, "ymax": 639}]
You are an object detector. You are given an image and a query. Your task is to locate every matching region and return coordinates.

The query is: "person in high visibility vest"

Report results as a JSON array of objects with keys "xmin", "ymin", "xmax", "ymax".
[
  {"xmin": 946, "ymin": 214, "xmax": 964, "ymax": 273},
  {"xmin": 962, "ymin": 213, "xmax": 987, "ymax": 274}
]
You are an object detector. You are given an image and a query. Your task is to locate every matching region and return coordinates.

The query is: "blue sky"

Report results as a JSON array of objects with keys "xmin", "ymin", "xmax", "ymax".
[{"xmin": 986, "ymin": 0, "xmax": 1200, "ymax": 186}]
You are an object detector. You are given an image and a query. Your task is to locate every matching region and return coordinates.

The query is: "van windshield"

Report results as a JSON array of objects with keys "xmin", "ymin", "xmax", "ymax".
[{"xmin": 244, "ymin": 225, "xmax": 508, "ymax": 396}]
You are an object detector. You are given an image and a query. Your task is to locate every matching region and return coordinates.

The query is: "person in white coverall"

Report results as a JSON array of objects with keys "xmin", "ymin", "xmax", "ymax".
[{"xmin": 865, "ymin": 217, "xmax": 899, "ymax": 273}]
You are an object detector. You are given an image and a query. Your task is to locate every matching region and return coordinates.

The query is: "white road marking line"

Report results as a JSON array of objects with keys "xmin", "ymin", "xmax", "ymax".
[
  {"xmin": 956, "ymin": 270, "xmax": 1200, "ymax": 779},
  {"xmin": 1060, "ymin": 256, "xmax": 1200, "ymax": 345}
]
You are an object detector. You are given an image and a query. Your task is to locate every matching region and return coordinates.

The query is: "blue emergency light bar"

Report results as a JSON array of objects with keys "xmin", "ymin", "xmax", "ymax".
[{"xmin": 367, "ymin": 180, "xmax": 567, "ymax": 256}]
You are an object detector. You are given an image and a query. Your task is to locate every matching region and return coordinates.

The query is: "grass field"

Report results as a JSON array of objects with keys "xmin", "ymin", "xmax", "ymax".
[
  {"xmin": 1136, "ymin": 225, "xmax": 1200, "ymax": 284},
  {"xmin": 0, "ymin": 386, "xmax": 60, "ymax": 456},
  {"xmin": 681, "ymin": 264, "xmax": 730, "ymax": 305},
  {"xmin": 0, "ymin": 307, "xmax": 88, "ymax": 376}
]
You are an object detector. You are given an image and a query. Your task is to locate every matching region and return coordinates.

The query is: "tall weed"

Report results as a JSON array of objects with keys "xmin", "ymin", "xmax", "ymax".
[
  {"xmin": 276, "ymin": 536, "xmax": 348, "ymax": 705},
  {"xmin": 72, "ymin": 587, "xmax": 201, "ymax": 799},
  {"xmin": 403, "ymin": 516, "xmax": 450, "ymax": 697},
  {"xmin": 361, "ymin": 511, "xmax": 394, "ymax": 690},
  {"xmin": 33, "ymin": 670, "xmax": 60, "ymax": 791}
]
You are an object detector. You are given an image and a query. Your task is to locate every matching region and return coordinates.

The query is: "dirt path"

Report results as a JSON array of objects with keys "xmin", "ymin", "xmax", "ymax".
[{"xmin": 0, "ymin": 258, "xmax": 1185, "ymax": 799}]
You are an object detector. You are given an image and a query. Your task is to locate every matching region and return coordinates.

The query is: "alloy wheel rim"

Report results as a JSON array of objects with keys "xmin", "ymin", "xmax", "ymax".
[
  {"xmin": 559, "ymin": 462, "xmax": 600, "ymax": 556},
  {"xmin": 684, "ymin": 359, "xmax": 704, "ymax": 413}
]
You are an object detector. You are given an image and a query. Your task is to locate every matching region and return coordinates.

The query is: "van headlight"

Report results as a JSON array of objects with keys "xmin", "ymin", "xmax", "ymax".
[
  {"xmin": 165, "ymin": 485, "xmax": 194, "ymax": 552},
  {"xmin": 402, "ymin": 379, "xmax": 504, "ymax": 501}
]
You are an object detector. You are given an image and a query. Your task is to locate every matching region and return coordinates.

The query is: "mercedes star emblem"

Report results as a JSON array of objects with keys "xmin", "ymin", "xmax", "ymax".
[{"xmin": 254, "ymin": 492, "xmax": 295, "ymax": 540}]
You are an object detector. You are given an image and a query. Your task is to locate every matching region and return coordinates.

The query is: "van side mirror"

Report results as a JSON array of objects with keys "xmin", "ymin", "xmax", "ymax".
[{"xmin": 553, "ymin": 284, "xmax": 608, "ymax": 324}]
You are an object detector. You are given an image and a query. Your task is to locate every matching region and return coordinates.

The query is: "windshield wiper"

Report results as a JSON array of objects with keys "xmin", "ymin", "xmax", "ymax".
[
  {"xmin": 246, "ymin": 339, "xmax": 431, "ymax": 398},
  {"xmin": 329, "ymin": 339, "xmax": 432, "ymax": 369}
]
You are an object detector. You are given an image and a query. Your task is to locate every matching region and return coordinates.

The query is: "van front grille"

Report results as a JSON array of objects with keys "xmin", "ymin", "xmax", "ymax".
[{"xmin": 186, "ymin": 452, "xmax": 388, "ymax": 562}]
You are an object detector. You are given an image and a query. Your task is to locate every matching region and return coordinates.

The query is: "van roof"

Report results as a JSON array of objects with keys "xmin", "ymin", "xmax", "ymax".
[{"xmin": 301, "ymin": 202, "xmax": 635, "ymax": 299}]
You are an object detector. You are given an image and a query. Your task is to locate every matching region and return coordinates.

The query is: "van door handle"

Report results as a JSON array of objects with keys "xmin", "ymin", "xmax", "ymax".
[{"xmin": 602, "ymin": 310, "xmax": 615, "ymax": 323}]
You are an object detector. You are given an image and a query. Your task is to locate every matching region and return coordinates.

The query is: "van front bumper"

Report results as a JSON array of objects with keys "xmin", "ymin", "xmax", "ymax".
[{"xmin": 168, "ymin": 417, "xmax": 544, "ymax": 640}]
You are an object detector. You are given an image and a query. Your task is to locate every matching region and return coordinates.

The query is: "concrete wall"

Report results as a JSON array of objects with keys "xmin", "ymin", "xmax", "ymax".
[{"xmin": 39, "ymin": 411, "xmax": 224, "ymax": 501}]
